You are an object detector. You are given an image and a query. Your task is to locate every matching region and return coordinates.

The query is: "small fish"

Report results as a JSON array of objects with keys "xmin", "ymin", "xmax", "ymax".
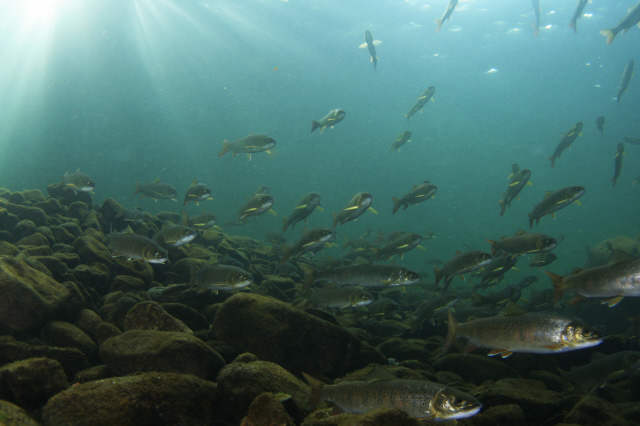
[
  {"xmin": 472, "ymin": 285, "xmax": 521, "ymax": 308},
  {"xmin": 527, "ymin": 186, "xmax": 585, "ymax": 228},
  {"xmin": 303, "ymin": 263, "xmax": 422, "ymax": 289},
  {"xmin": 311, "ymin": 109, "xmax": 346, "ymax": 134},
  {"xmin": 306, "ymin": 287, "xmax": 373, "ymax": 309},
  {"xmin": 265, "ymin": 228, "xmax": 287, "ymax": 245},
  {"xmin": 486, "ymin": 231, "xmax": 557, "ymax": 256},
  {"xmin": 612, "ymin": 143, "xmax": 625, "ymax": 187},
  {"xmin": 181, "ymin": 210, "xmax": 217, "ymax": 230},
  {"xmin": 280, "ymin": 227, "xmax": 336, "ymax": 265},
  {"xmin": 117, "ymin": 207, "xmax": 145, "ymax": 223},
  {"xmin": 106, "ymin": 226, "xmax": 168, "ymax": 264},
  {"xmin": 57, "ymin": 169, "xmax": 95, "ymax": 193},
  {"xmin": 435, "ymin": 0, "xmax": 459, "ymax": 33},
  {"xmin": 405, "ymin": 86, "xmax": 435, "ymax": 122},
  {"xmin": 365, "ymin": 297, "xmax": 400, "ymax": 319},
  {"xmin": 392, "ymin": 180, "xmax": 437, "ymax": 214},
  {"xmin": 532, "ymin": 0, "xmax": 541, "ymax": 36},
  {"xmin": 625, "ymin": 137, "xmax": 640, "ymax": 146},
  {"xmin": 616, "ymin": 60, "xmax": 634, "ymax": 108},
  {"xmin": 595, "ymin": 116, "xmax": 605, "ymax": 135},
  {"xmin": 599, "ymin": 2, "xmax": 640, "ymax": 45},
  {"xmin": 499, "ymin": 164, "xmax": 532, "ymax": 217},
  {"xmin": 549, "ymin": 122, "xmax": 583, "ymax": 168},
  {"xmin": 529, "ymin": 252, "xmax": 558, "ymax": 269},
  {"xmin": 217, "ymin": 133, "xmax": 276, "ymax": 160},
  {"xmin": 333, "ymin": 192, "xmax": 376, "ymax": 229},
  {"xmin": 152, "ymin": 225, "xmax": 197, "ymax": 247},
  {"xmin": 410, "ymin": 293, "xmax": 459, "ymax": 331},
  {"xmin": 358, "ymin": 30, "xmax": 381, "ymax": 72},
  {"xmin": 444, "ymin": 302, "xmax": 603, "ymax": 358},
  {"xmin": 388, "ymin": 131, "xmax": 411, "ymax": 154},
  {"xmin": 303, "ymin": 365, "xmax": 481, "ymax": 421},
  {"xmin": 371, "ymin": 232, "xmax": 424, "ymax": 261},
  {"xmin": 569, "ymin": 0, "xmax": 591, "ymax": 34},
  {"xmin": 282, "ymin": 192, "xmax": 322, "ymax": 233},
  {"xmin": 183, "ymin": 178, "xmax": 213, "ymax": 207},
  {"xmin": 434, "ymin": 250, "xmax": 493, "ymax": 290},
  {"xmin": 474, "ymin": 255, "xmax": 518, "ymax": 290},
  {"xmin": 189, "ymin": 263, "xmax": 253, "ymax": 295},
  {"xmin": 360, "ymin": 319, "xmax": 406, "ymax": 338},
  {"xmin": 517, "ymin": 276, "xmax": 539, "ymax": 290},
  {"xmin": 558, "ymin": 351, "xmax": 640, "ymax": 385},
  {"xmin": 239, "ymin": 193, "xmax": 275, "ymax": 221},
  {"xmin": 132, "ymin": 177, "xmax": 178, "ymax": 201}
]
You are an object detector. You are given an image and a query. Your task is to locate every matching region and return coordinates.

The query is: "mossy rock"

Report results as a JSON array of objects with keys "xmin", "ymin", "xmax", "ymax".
[
  {"xmin": 0, "ymin": 399, "xmax": 40, "ymax": 426},
  {"xmin": 123, "ymin": 301, "xmax": 192, "ymax": 333},
  {"xmin": 0, "ymin": 357, "xmax": 69, "ymax": 406},
  {"xmin": 0, "ymin": 338, "xmax": 89, "ymax": 379},
  {"xmin": 40, "ymin": 321, "xmax": 99, "ymax": 361}
]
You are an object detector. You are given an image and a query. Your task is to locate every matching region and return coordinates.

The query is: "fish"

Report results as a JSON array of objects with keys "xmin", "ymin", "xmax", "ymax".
[
  {"xmin": 435, "ymin": 0, "xmax": 459, "ymax": 33},
  {"xmin": 106, "ymin": 226, "xmax": 168, "ymax": 264},
  {"xmin": 189, "ymin": 263, "xmax": 253, "ymax": 295},
  {"xmin": 569, "ymin": 0, "xmax": 591, "ymax": 34},
  {"xmin": 544, "ymin": 258, "xmax": 640, "ymax": 307},
  {"xmin": 342, "ymin": 235, "xmax": 377, "ymax": 252},
  {"xmin": 472, "ymin": 285, "xmax": 521, "ymax": 308},
  {"xmin": 434, "ymin": 250, "xmax": 494, "ymax": 290},
  {"xmin": 521, "ymin": 288, "xmax": 555, "ymax": 311},
  {"xmin": 410, "ymin": 294, "xmax": 459, "ymax": 331},
  {"xmin": 625, "ymin": 137, "xmax": 640, "ymax": 146},
  {"xmin": 486, "ymin": 231, "xmax": 557, "ymax": 256},
  {"xmin": 392, "ymin": 181, "xmax": 437, "ymax": 214},
  {"xmin": 333, "ymin": 192, "xmax": 376, "ymax": 229},
  {"xmin": 302, "ymin": 263, "xmax": 422, "ymax": 289},
  {"xmin": 405, "ymin": 86, "xmax": 435, "ymax": 122},
  {"xmin": 388, "ymin": 131, "xmax": 411, "ymax": 154},
  {"xmin": 311, "ymin": 109, "xmax": 346, "ymax": 134},
  {"xmin": 359, "ymin": 319, "xmax": 407, "ymax": 338},
  {"xmin": 365, "ymin": 297, "xmax": 400, "ymax": 319},
  {"xmin": 282, "ymin": 192, "xmax": 322, "ymax": 233},
  {"xmin": 499, "ymin": 164, "xmax": 532, "ymax": 216},
  {"xmin": 239, "ymin": 193, "xmax": 275, "ymax": 221},
  {"xmin": 217, "ymin": 133, "xmax": 276, "ymax": 160},
  {"xmin": 132, "ymin": 178, "xmax": 178, "ymax": 201},
  {"xmin": 371, "ymin": 232, "xmax": 424, "ymax": 261},
  {"xmin": 183, "ymin": 179, "xmax": 213, "ymax": 207},
  {"xmin": 152, "ymin": 225, "xmax": 197, "ymax": 247},
  {"xmin": 306, "ymin": 287, "xmax": 373, "ymax": 309},
  {"xmin": 595, "ymin": 116, "xmax": 605, "ymax": 135},
  {"xmin": 549, "ymin": 122, "xmax": 583, "ymax": 168},
  {"xmin": 532, "ymin": 0, "xmax": 541, "ymax": 36},
  {"xmin": 529, "ymin": 252, "xmax": 558, "ymax": 269},
  {"xmin": 616, "ymin": 60, "xmax": 634, "ymax": 108},
  {"xmin": 57, "ymin": 169, "xmax": 95, "ymax": 193},
  {"xmin": 358, "ymin": 31, "xmax": 381, "ymax": 72},
  {"xmin": 527, "ymin": 186, "xmax": 585, "ymax": 228},
  {"xmin": 280, "ymin": 227, "xmax": 336, "ymax": 265},
  {"xmin": 444, "ymin": 302, "xmax": 604, "ymax": 358},
  {"xmin": 117, "ymin": 207, "xmax": 145, "ymax": 223},
  {"xmin": 181, "ymin": 210, "xmax": 217, "ymax": 230},
  {"xmin": 254, "ymin": 185, "xmax": 271, "ymax": 195},
  {"xmin": 612, "ymin": 143, "xmax": 625, "ymax": 187},
  {"xmin": 599, "ymin": 2, "xmax": 640, "ymax": 45},
  {"xmin": 517, "ymin": 276, "xmax": 539, "ymax": 290},
  {"xmin": 265, "ymin": 229, "xmax": 287, "ymax": 245},
  {"xmin": 558, "ymin": 351, "xmax": 640, "ymax": 385},
  {"xmin": 303, "ymin": 365, "xmax": 482, "ymax": 421},
  {"xmin": 474, "ymin": 255, "xmax": 518, "ymax": 290}
]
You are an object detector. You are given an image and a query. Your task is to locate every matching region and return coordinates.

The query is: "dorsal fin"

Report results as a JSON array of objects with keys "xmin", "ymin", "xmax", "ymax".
[
  {"xmin": 607, "ymin": 249, "xmax": 638, "ymax": 265},
  {"xmin": 152, "ymin": 177, "xmax": 161, "ymax": 183},
  {"xmin": 498, "ymin": 301, "xmax": 528, "ymax": 316},
  {"xmin": 366, "ymin": 365, "xmax": 396, "ymax": 382},
  {"xmin": 512, "ymin": 164, "xmax": 520, "ymax": 174},
  {"xmin": 352, "ymin": 256, "xmax": 372, "ymax": 266},
  {"xmin": 180, "ymin": 210, "xmax": 189, "ymax": 226},
  {"xmin": 455, "ymin": 249, "xmax": 462, "ymax": 255},
  {"xmin": 423, "ymin": 180, "xmax": 430, "ymax": 184},
  {"xmin": 191, "ymin": 178, "xmax": 198, "ymax": 186},
  {"xmin": 571, "ymin": 268, "xmax": 583, "ymax": 275},
  {"xmin": 543, "ymin": 191, "xmax": 554, "ymax": 199},
  {"xmin": 123, "ymin": 225, "xmax": 135, "ymax": 234}
]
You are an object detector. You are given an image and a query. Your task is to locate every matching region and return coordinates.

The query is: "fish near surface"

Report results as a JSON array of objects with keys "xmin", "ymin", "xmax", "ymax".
[
  {"xmin": 58, "ymin": 169, "xmax": 95, "ymax": 193},
  {"xmin": 599, "ymin": 2, "xmax": 640, "ymax": 45},
  {"xmin": 595, "ymin": 116, "xmax": 605, "ymax": 135},
  {"xmin": 569, "ymin": 0, "xmax": 591, "ymax": 33},
  {"xmin": 434, "ymin": 250, "xmax": 493, "ymax": 291},
  {"xmin": 183, "ymin": 178, "xmax": 212, "ymax": 207},
  {"xmin": 444, "ymin": 302, "xmax": 603, "ymax": 358},
  {"xmin": 303, "ymin": 365, "xmax": 481, "ymax": 421},
  {"xmin": 558, "ymin": 351, "xmax": 640, "ymax": 385},
  {"xmin": 282, "ymin": 192, "xmax": 322, "ymax": 233},
  {"xmin": 532, "ymin": 0, "xmax": 541, "ymax": 36},
  {"xmin": 388, "ymin": 131, "xmax": 411, "ymax": 154},
  {"xmin": 280, "ymin": 227, "xmax": 335, "ymax": 265},
  {"xmin": 333, "ymin": 192, "xmax": 376, "ymax": 229},
  {"xmin": 358, "ymin": 30, "xmax": 381, "ymax": 72},
  {"xmin": 612, "ymin": 142, "xmax": 625, "ymax": 187},
  {"xmin": 132, "ymin": 177, "xmax": 177, "ymax": 201},
  {"xmin": 392, "ymin": 180, "xmax": 437, "ymax": 214},
  {"xmin": 486, "ymin": 230, "xmax": 557, "ymax": 256},
  {"xmin": 527, "ymin": 186, "xmax": 585, "ymax": 228},
  {"xmin": 625, "ymin": 137, "xmax": 640, "ymax": 146},
  {"xmin": 549, "ymin": 122, "xmax": 583, "ymax": 168},
  {"xmin": 616, "ymin": 60, "xmax": 634, "ymax": 108},
  {"xmin": 106, "ymin": 226, "xmax": 168, "ymax": 264},
  {"xmin": 499, "ymin": 164, "xmax": 532, "ymax": 216},
  {"xmin": 217, "ymin": 133, "xmax": 276, "ymax": 160},
  {"xmin": 435, "ymin": 0, "xmax": 459, "ymax": 33},
  {"xmin": 190, "ymin": 263, "xmax": 253, "ymax": 295},
  {"xmin": 405, "ymin": 86, "xmax": 435, "ymax": 122},
  {"xmin": 311, "ymin": 109, "xmax": 346, "ymax": 134}
]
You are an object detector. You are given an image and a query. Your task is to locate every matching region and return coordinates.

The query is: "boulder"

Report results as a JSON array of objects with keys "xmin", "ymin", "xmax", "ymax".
[
  {"xmin": 123, "ymin": 301, "xmax": 192, "ymax": 333},
  {"xmin": 41, "ymin": 321, "xmax": 99, "ymax": 360},
  {"xmin": 0, "ymin": 338, "xmax": 89, "ymax": 379},
  {"xmin": 240, "ymin": 392, "xmax": 296, "ymax": 426},
  {"xmin": 73, "ymin": 263, "xmax": 111, "ymax": 295},
  {"xmin": 74, "ymin": 236, "xmax": 112, "ymax": 265},
  {"xmin": 0, "ymin": 357, "xmax": 68, "ymax": 406},
  {"xmin": 161, "ymin": 303, "xmax": 209, "ymax": 331},
  {"xmin": 376, "ymin": 338, "xmax": 429, "ymax": 362},
  {"xmin": 564, "ymin": 395, "xmax": 628, "ymax": 425},
  {"xmin": 0, "ymin": 400, "xmax": 40, "ymax": 426},
  {"xmin": 301, "ymin": 407, "xmax": 422, "ymax": 426},
  {"xmin": 110, "ymin": 275, "xmax": 147, "ymax": 293}
]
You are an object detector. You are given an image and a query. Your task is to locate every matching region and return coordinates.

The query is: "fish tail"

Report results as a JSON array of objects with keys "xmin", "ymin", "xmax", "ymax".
[
  {"xmin": 301, "ymin": 373, "xmax": 324, "ymax": 407},
  {"xmin": 527, "ymin": 213, "xmax": 534, "ymax": 229},
  {"xmin": 485, "ymin": 239, "xmax": 497, "ymax": 256},
  {"xmin": 282, "ymin": 217, "xmax": 289, "ymax": 233},
  {"xmin": 435, "ymin": 18, "xmax": 443, "ymax": 33},
  {"xmin": 311, "ymin": 120, "xmax": 320, "ymax": 134},
  {"xmin": 392, "ymin": 197, "xmax": 401, "ymax": 215},
  {"xmin": 599, "ymin": 29, "xmax": 616, "ymax": 46},
  {"xmin": 133, "ymin": 182, "xmax": 142, "ymax": 197},
  {"xmin": 405, "ymin": 113, "xmax": 410, "ymax": 123},
  {"xmin": 498, "ymin": 199, "xmax": 506, "ymax": 217},
  {"xmin": 543, "ymin": 270, "xmax": 565, "ymax": 306},
  {"xmin": 300, "ymin": 264, "xmax": 315, "ymax": 293},
  {"xmin": 532, "ymin": 22, "xmax": 539, "ymax": 37},
  {"xmin": 548, "ymin": 156, "xmax": 555, "ymax": 168},
  {"xmin": 180, "ymin": 210, "xmax": 189, "ymax": 226},
  {"xmin": 218, "ymin": 140, "xmax": 231, "ymax": 157},
  {"xmin": 569, "ymin": 20, "xmax": 577, "ymax": 34},
  {"xmin": 443, "ymin": 309, "xmax": 458, "ymax": 351},
  {"xmin": 280, "ymin": 245, "xmax": 291, "ymax": 265},
  {"xmin": 434, "ymin": 266, "xmax": 443, "ymax": 285}
]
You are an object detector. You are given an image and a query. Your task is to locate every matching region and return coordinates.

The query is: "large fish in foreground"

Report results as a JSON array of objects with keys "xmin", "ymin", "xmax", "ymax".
[
  {"xmin": 311, "ymin": 109, "xmax": 346, "ymax": 134},
  {"xmin": 218, "ymin": 133, "xmax": 276, "ymax": 160},
  {"xmin": 558, "ymin": 351, "xmax": 640, "ymax": 385},
  {"xmin": 358, "ymin": 31, "xmax": 381, "ymax": 72},
  {"xmin": 569, "ymin": 0, "xmax": 591, "ymax": 34},
  {"xmin": 405, "ymin": 86, "xmax": 435, "ymax": 122},
  {"xmin": 434, "ymin": 250, "xmax": 493, "ymax": 290},
  {"xmin": 280, "ymin": 227, "xmax": 335, "ymax": 265},
  {"xmin": 282, "ymin": 192, "xmax": 322, "ymax": 233},
  {"xmin": 333, "ymin": 192, "xmax": 377, "ymax": 229},
  {"xmin": 303, "ymin": 365, "xmax": 481, "ymax": 421},
  {"xmin": 444, "ymin": 302, "xmax": 604, "ymax": 358},
  {"xmin": 549, "ymin": 122, "xmax": 583, "ymax": 168},
  {"xmin": 392, "ymin": 180, "xmax": 437, "ymax": 214},
  {"xmin": 599, "ymin": 2, "xmax": 640, "ymax": 45},
  {"xmin": 616, "ymin": 60, "xmax": 634, "ymax": 108},
  {"xmin": 106, "ymin": 226, "xmax": 168, "ymax": 264},
  {"xmin": 527, "ymin": 186, "xmax": 585, "ymax": 228},
  {"xmin": 612, "ymin": 142, "xmax": 625, "ymax": 187},
  {"xmin": 435, "ymin": 0, "xmax": 459, "ymax": 33},
  {"xmin": 303, "ymin": 263, "xmax": 422, "ymax": 289},
  {"xmin": 544, "ymin": 258, "xmax": 640, "ymax": 307},
  {"xmin": 499, "ymin": 164, "xmax": 532, "ymax": 217}
]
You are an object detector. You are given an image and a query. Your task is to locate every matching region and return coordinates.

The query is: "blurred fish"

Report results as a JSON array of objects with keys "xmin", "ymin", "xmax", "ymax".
[
  {"xmin": 528, "ymin": 186, "xmax": 585, "ymax": 228},
  {"xmin": 303, "ymin": 365, "xmax": 481, "ymax": 421},
  {"xmin": 57, "ymin": 169, "xmax": 95, "ymax": 193},
  {"xmin": 303, "ymin": 263, "xmax": 422, "ymax": 289},
  {"xmin": 254, "ymin": 185, "xmax": 271, "ymax": 195},
  {"xmin": 358, "ymin": 30, "xmax": 381, "ymax": 72},
  {"xmin": 342, "ymin": 235, "xmax": 377, "ymax": 252},
  {"xmin": 117, "ymin": 207, "xmax": 145, "ymax": 223},
  {"xmin": 217, "ymin": 133, "xmax": 276, "ymax": 160},
  {"xmin": 306, "ymin": 287, "xmax": 373, "ymax": 309},
  {"xmin": 152, "ymin": 225, "xmax": 196, "ymax": 247},
  {"xmin": 599, "ymin": 3, "xmax": 640, "ymax": 45},
  {"xmin": 529, "ymin": 252, "xmax": 557, "ymax": 269},
  {"xmin": 595, "ymin": 116, "xmax": 605, "ymax": 135},
  {"xmin": 521, "ymin": 288, "xmax": 555, "ymax": 311},
  {"xmin": 405, "ymin": 86, "xmax": 435, "ymax": 122},
  {"xmin": 616, "ymin": 60, "xmax": 634, "ymax": 107},
  {"xmin": 410, "ymin": 293, "xmax": 459, "ymax": 331},
  {"xmin": 239, "ymin": 193, "xmax": 275, "ymax": 221},
  {"xmin": 388, "ymin": 131, "xmax": 411, "ymax": 154},
  {"xmin": 499, "ymin": 164, "xmax": 532, "ymax": 216},
  {"xmin": 333, "ymin": 192, "xmax": 376, "ymax": 229},
  {"xmin": 532, "ymin": 0, "xmax": 541, "ymax": 36},
  {"xmin": 265, "ymin": 228, "xmax": 287, "ymax": 245},
  {"xmin": 366, "ymin": 297, "xmax": 400, "ymax": 319},
  {"xmin": 569, "ymin": 0, "xmax": 591, "ymax": 34},
  {"xmin": 359, "ymin": 319, "xmax": 407, "ymax": 338},
  {"xmin": 558, "ymin": 351, "xmax": 640, "ymax": 385},
  {"xmin": 549, "ymin": 122, "xmax": 583, "ymax": 168},
  {"xmin": 132, "ymin": 178, "xmax": 177, "ymax": 201},
  {"xmin": 434, "ymin": 250, "xmax": 493, "ymax": 290},
  {"xmin": 435, "ymin": 0, "xmax": 459, "ymax": 33},
  {"xmin": 474, "ymin": 255, "xmax": 518, "ymax": 290},
  {"xmin": 486, "ymin": 231, "xmax": 557, "ymax": 256},
  {"xmin": 181, "ymin": 210, "xmax": 217, "ymax": 230},
  {"xmin": 311, "ymin": 109, "xmax": 346, "ymax": 134},
  {"xmin": 282, "ymin": 192, "xmax": 322, "ymax": 233},
  {"xmin": 517, "ymin": 276, "xmax": 539, "ymax": 290},
  {"xmin": 106, "ymin": 226, "xmax": 168, "ymax": 264},
  {"xmin": 183, "ymin": 179, "xmax": 213, "ymax": 207},
  {"xmin": 280, "ymin": 227, "xmax": 336, "ymax": 264},
  {"xmin": 625, "ymin": 137, "xmax": 640, "ymax": 145},
  {"xmin": 392, "ymin": 180, "xmax": 437, "ymax": 214},
  {"xmin": 189, "ymin": 263, "xmax": 253, "ymax": 295},
  {"xmin": 372, "ymin": 232, "xmax": 424, "ymax": 261},
  {"xmin": 444, "ymin": 302, "xmax": 603, "ymax": 357},
  {"xmin": 612, "ymin": 142, "xmax": 625, "ymax": 187},
  {"xmin": 472, "ymin": 285, "xmax": 521, "ymax": 308}
]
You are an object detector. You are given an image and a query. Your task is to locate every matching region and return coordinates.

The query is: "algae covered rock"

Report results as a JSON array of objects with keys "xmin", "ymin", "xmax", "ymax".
[
  {"xmin": 564, "ymin": 394, "xmax": 628, "ymax": 425},
  {"xmin": 0, "ymin": 399, "xmax": 40, "ymax": 426},
  {"xmin": 41, "ymin": 372, "xmax": 227, "ymax": 426},
  {"xmin": 40, "ymin": 321, "xmax": 99, "ymax": 360},
  {"xmin": 123, "ymin": 301, "xmax": 192, "ymax": 333},
  {"xmin": 301, "ymin": 407, "xmax": 422, "ymax": 426},
  {"xmin": 0, "ymin": 357, "xmax": 69, "ymax": 406},
  {"xmin": 212, "ymin": 293, "xmax": 362, "ymax": 378},
  {"xmin": 99, "ymin": 329, "xmax": 224, "ymax": 380},
  {"xmin": 0, "ymin": 338, "xmax": 89, "ymax": 379},
  {"xmin": 240, "ymin": 392, "xmax": 296, "ymax": 426},
  {"xmin": 433, "ymin": 353, "xmax": 520, "ymax": 385}
]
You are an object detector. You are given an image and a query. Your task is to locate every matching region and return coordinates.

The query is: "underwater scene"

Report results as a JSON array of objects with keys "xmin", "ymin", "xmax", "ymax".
[{"xmin": 0, "ymin": 0, "xmax": 639, "ymax": 424}]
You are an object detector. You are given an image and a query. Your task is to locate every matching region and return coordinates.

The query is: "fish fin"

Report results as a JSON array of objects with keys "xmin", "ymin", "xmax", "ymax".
[
  {"xmin": 279, "ymin": 245, "xmax": 292, "ymax": 265},
  {"xmin": 392, "ymin": 197, "xmax": 401, "ymax": 215},
  {"xmin": 460, "ymin": 275, "xmax": 465, "ymax": 281},
  {"xmin": 526, "ymin": 181, "xmax": 532, "ymax": 186},
  {"xmin": 368, "ymin": 207, "xmax": 378, "ymax": 215},
  {"xmin": 551, "ymin": 212, "xmax": 556, "ymax": 219},
  {"xmin": 573, "ymin": 200, "xmax": 581, "ymax": 205},
  {"xmin": 366, "ymin": 365, "xmax": 396, "ymax": 382},
  {"xmin": 485, "ymin": 239, "xmax": 497, "ymax": 256},
  {"xmin": 599, "ymin": 29, "xmax": 615, "ymax": 45},
  {"xmin": 543, "ymin": 271, "xmax": 565, "ymax": 306},
  {"xmin": 463, "ymin": 341, "xmax": 480, "ymax": 353},
  {"xmin": 301, "ymin": 373, "xmax": 324, "ymax": 407},
  {"xmin": 433, "ymin": 267, "xmax": 442, "ymax": 285},
  {"xmin": 372, "ymin": 40, "xmax": 382, "ymax": 46},
  {"xmin": 344, "ymin": 206, "xmax": 359, "ymax": 210},
  {"xmin": 247, "ymin": 153, "xmax": 251, "ymax": 161},
  {"xmin": 316, "ymin": 206, "xmax": 324, "ymax": 211},
  {"xmin": 508, "ymin": 181, "xmax": 520, "ymax": 187},
  {"xmin": 300, "ymin": 264, "xmax": 315, "ymax": 292},
  {"xmin": 569, "ymin": 294, "xmax": 587, "ymax": 306},
  {"xmin": 358, "ymin": 42, "xmax": 367, "ymax": 48},
  {"xmin": 602, "ymin": 295, "xmax": 623, "ymax": 307},
  {"xmin": 244, "ymin": 208, "xmax": 258, "ymax": 212},
  {"xmin": 435, "ymin": 17, "xmax": 443, "ymax": 33},
  {"xmin": 455, "ymin": 250, "xmax": 462, "ymax": 255},
  {"xmin": 294, "ymin": 204, "xmax": 308, "ymax": 210},
  {"xmin": 330, "ymin": 406, "xmax": 345, "ymax": 415},
  {"xmin": 498, "ymin": 301, "xmax": 528, "ymax": 316},
  {"xmin": 487, "ymin": 349, "xmax": 511, "ymax": 358},
  {"xmin": 443, "ymin": 309, "xmax": 458, "ymax": 351},
  {"xmin": 267, "ymin": 209, "xmax": 277, "ymax": 216},
  {"xmin": 311, "ymin": 120, "xmax": 320, "ymax": 134},
  {"xmin": 417, "ymin": 245, "xmax": 426, "ymax": 251}
]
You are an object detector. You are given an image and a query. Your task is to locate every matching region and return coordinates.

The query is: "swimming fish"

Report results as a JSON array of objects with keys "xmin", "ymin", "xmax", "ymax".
[
  {"xmin": 569, "ymin": 0, "xmax": 591, "ymax": 34},
  {"xmin": 282, "ymin": 192, "xmax": 322, "ymax": 233},
  {"xmin": 183, "ymin": 178, "xmax": 213, "ymax": 207},
  {"xmin": 388, "ymin": 131, "xmax": 411, "ymax": 154},
  {"xmin": 189, "ymin": 263, "xmax": 253, "ymax": 295},
  {"xmin": 486, "ymin": 231, "xmax": 557, "ymax": 256},
  {"xmin": 527, "ymin": 186, "xmax": 585, "ymax": 228},
  {"xmin": 612, "ymin": 142, "xmax": 625, "ymax": 187},
  {"xmin": 106, "ymin": 226, "xmax": 168, "ymax": 264},
  {"xmin": 311, "ymin": 109, "xmax": 346, "ymax": 134},
  {"xmin": 358, "ymin": 30, "xmax": 381, "ymax": 72},
  {"xmin": 333, "ymin": 192, "xmax": 376, "ymax": 229},
  {"xmin": 549, "ymin": 122, "xmax": 583, "ymax": 168},
  {"xmin": 217, "ymin": 133, "xmax": 276, "ymax": 160},
  {"xmin": 599, "ymin": 2, "xmax": 640, "ymax": 45},
  {"xmin": 392, "ymin": 180, "xmax": 437, "ymax": 214},
  {"xmin": 616, "ymin": 60, "xmax": 634, "ymax": 108},
  {"xmin": 435, "ymin": 0, "xmax": 459, "ymax": 33},
  {"xmin": 57, "ymin": 169, "xmax": 95, "ymax": 193},
  {"xmin": 434, "ymin": 250, "xmax": 493, "ymax": 290},
  {"xmin": 132, "ymin": 178, "xmax": 178, "ymax": 201},
  {"xmin": 499, "ymin": 164, "xmax": 532, "ymax": 217},
  {"xmin": 405, "ymin": 86, "xmax": 435, "ymax": 122}
]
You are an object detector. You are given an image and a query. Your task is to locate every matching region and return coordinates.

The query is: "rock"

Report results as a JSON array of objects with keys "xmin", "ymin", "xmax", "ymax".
[
  {"xmin": 94, "ymin": 322, "xmax": 122, "ymax": 345},
  {"xmin": 0, "ymin": 201, "xmax": 47, "ymax": 227},
  {"xmin": 0, "ymin": 400, "xmax": 40, "ymax": 426},
  {"xmin": 123, "ymin": 301, "xmax": 192, "ymax": 333},
  {"xmin": 32, "ymin": 255, "xmax": 68, "ymax": 281},
  {"xmin": 74, "ymin": 309, "xmax": 105, "ymax": 342},
  {"xmin": 14, "ymin": 220, "xmax": 37, "ymax": 239},
  {"xmin": 475, "ymin": 378, "xmax": 562, "ymax": 424},
  {"xmin": 100, "ymin": 296, "xmax": 138, "ymax": 329},
  {"xmin": 240, "ymin": 392, "xmax": 296, "ymax": 426},
  {"xmin": 82, "ymin": 211, "xmax": 102, "ymax": 232},
  {"xmin": 212, "ymin": 293, "xmax": 362, "ymax": 378},
  {"xmin": 98, "ymin": 198, "xmax": 123, "ymax": 221},
  {"xmin": 161, "ymin": 303, "xmax": 209, "ymax": 331},
  {"xmin": 22, "ymin": 190, "xmax": 45, "ymax": 202},
  {"xmin": 60, "ymin": 222, "xmax": 82, "ymax": 237},
  {"xmin": 110, "ymin": 275, "xmax": 147, "ymax": 293},
  {"xmin": 34, "ymin": 198, "xmax": 63, "ymax": 216},
  {"xmin": 595, "ymin": 383, "xmax": 633, "ymax": 404},
  {"xmin": 0, "ymin": 357, "xmax": 68, "ymax": 406},
  {"xmin": 111, "ymin": 257, "xmax": 154, "ymax": 283},
  {"xmin": 528, "ymin": 370, "xmax": 564, "ymax": 393},
  {"xmin": 99, "ymin": 329, "xmax": 224, "ymax": 380},
  {"xmin": 67, "ymin": 201, "xmax": 88, "ymax": 222},
  {"xmin": 217, "ymin": 360, "xmax": 310, "ymax": 421},
  {"xmin": 0, "ymin": 241, "xmax": 20, "ymax": 256},
  {"xmin": 73, "ymin": 365, "xmax": 113, "ymax": 384},
  {"xmin": 564, "ymin": 395, "xmax": 628, "ymax": 425},
  {"xmin": 0, "ymin": 208, "xmax": 19, "ymax": 232},
  {"xmin": 301, "ymin": 407, "xmax": 422, "ymax": 426},
  {"xmin": 74, "ymin": 236, "xmax": 112, "ymax": 265},
  {"xmin": 52, "ymin": 252, "xmax": 81, "ymax": 268},
  {"xmin": 433, "ymin": 353, "xmax": 520, "ymax": 385},
  {"xmin": 15, "ymin": 232, "xmax": 50, "ymax": 248},
  {"xmin": 50, "ymin": 225, "xmax": 76, "ymax": 244},
  {"xmin": 206, "ymin": 340, "xmax": 241, "ymax": 364},
  {"xmin": 7, "ymin": 192, "xmax": 26, "ymax": 205},
  {"xmin": 41, "ymin": 321, "xmax": 99, "ymax": 361},
  {"xmin": 73, "ymin": 263, "xmax": 111, "ymax": 295},
  {"xmin": 0, "ymin": 338, "xmax": 89, "ymax": 379},
  {"xmin": 376, "ymin": 338, "xmax": 429, "ymax": 361},
  {"xmin": 41, "ymin": 372, "xmax": 227, "ymax": 426},
  {"xmin": 0, "ymin": 257, "xmax": 84, "ymax": 330}
]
